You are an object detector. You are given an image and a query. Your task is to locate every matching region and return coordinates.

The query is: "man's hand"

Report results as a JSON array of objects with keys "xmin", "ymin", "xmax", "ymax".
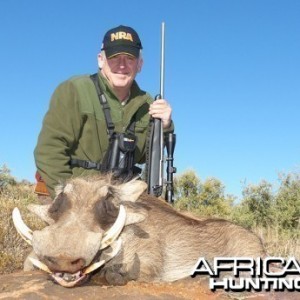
[{"xmin": 149, "ymin": 99, "xmax": 172, "ymax": 129}]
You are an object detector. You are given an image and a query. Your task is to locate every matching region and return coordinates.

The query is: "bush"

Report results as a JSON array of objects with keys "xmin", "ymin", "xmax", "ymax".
[
  {"xmin": 174, "ymin": 170, "xmax": 234, "ymax": 219},
  {"xmin": 175, "ymin": 170, "xmax": 300, "ymax": 258},
  {"xmin": 0, "ymin": 164, "xmax": 16, "ymax": 189}
]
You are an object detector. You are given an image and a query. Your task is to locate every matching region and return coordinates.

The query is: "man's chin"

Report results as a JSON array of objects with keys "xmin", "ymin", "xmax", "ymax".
[{"xmin": 112, "ymin": 78, "xmax": 132, "ymax": 89}]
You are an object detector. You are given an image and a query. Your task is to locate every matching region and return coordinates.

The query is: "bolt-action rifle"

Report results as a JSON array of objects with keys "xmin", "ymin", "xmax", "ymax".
[{"xmin": 146, "ymin": 22, "xmax": 176, "ymax": 203}]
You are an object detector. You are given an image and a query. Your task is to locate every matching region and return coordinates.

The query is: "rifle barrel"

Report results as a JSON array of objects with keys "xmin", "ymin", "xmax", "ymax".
[
  {"xmin": 160, "ymin": 22, "xmax": 165, "ymax": 99},
  {"xmin": 158, "ymin": 22, "xmax": 165, "ymax": 187}
]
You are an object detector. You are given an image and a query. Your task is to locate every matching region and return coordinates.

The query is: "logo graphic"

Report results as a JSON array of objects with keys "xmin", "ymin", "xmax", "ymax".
[
  {"xmin": 191, "ymin": 257, "xmax": 300, "ymax": 292},
  {"xmin": 111, "ymin": 32, "xmax": 133, "ymax": 42}
]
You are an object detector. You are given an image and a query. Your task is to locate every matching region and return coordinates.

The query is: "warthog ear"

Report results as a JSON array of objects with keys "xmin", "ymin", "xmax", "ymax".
[
  {"xmin": 117, "ymin": 179, "xmax": 147, "ymax": 203},
  {"xmin": 27, "ymin": 204, "xmax": 54, "ymax": 225},
  {"xmin": 124, "ymin": 203, "xmax": 148, "ymax": 226}
]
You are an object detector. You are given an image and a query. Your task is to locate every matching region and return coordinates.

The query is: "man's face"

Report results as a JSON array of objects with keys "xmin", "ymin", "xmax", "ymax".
[{"xmin": 99, "ymin": 53, "xmax": 142, "ymax": 91}]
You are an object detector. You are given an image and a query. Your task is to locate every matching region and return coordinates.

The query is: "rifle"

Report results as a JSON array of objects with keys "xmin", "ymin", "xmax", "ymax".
[{"xmin": 146, "ymin": 22, "xmax": 176, "ymax": 203}]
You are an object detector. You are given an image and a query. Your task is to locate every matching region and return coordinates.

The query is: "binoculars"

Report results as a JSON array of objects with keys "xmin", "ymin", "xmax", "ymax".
[{"xmin": 102, "ymin": 132, "xmax": 137, "ymax": 176}]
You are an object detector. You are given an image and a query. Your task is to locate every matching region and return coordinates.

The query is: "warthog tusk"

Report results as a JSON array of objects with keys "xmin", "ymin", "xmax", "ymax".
[
  {"xmin": 100, "ymin": 205, "xmax": 126, "ymax": 250},
  {"xmin": 12, "ymin": 207, "xmax": 33, "ymax": 245},
  {"xmin": 29, "ymin": 257, "xmax": 52, "ymax": 274},
  {"xmin": 82, "ymin": 260, "xmax": 105, "ymax": 275},
  {"xmin": 102, "ymin": 238, "xmax": 122, "ymax": 261},
  {"xmin": 83, "ymin": 238, "xmax": 122, "ymax": 275}
]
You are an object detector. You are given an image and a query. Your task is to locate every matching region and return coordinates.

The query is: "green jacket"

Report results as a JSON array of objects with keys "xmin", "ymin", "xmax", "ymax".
[{"xmin": 34, "ymin": 72, "xmax": 173, "ymax": 198}]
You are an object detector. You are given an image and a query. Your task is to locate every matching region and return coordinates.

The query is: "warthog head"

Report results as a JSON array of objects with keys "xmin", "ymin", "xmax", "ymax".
[{"xmin": 13, "ymin": 175, "xmax": 147, "ymax": 287}]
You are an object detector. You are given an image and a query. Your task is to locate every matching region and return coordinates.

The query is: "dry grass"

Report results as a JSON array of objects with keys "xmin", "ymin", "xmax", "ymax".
[
  {"xmin": 0, "ymin": 183, "xmax": 44, "ymax": 274},
  {"xmin": 253, "ymin": 226, "xmax": 300, "ymax": 258}
]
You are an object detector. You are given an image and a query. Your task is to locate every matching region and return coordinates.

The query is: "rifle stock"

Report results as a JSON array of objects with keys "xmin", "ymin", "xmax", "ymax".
[{"xmin": 147, "ymin": 116, "xmax": 163, "ymax": 197}]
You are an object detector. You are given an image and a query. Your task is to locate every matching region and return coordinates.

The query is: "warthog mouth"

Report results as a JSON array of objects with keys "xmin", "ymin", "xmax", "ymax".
[
  {"xmin": 31, "ymin": 260, "xmax": 88, "ymax": 287},
  {"xmin": 27, "ymin": 239, "xmax": 122, "ymax": 287},
  {"xmin": 52, "ymin": 270, "xmax": 87, "ymax": 287},
  {"xmin": 31, "ymin": 258, "xmax": 88, "ymax": 288},
  {"xmin": 12, "ymin": 206, "xmax": 126, "ymax": 288}
]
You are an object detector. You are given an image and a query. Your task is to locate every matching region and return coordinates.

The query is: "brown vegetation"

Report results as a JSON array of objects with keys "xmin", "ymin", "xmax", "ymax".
[{"xmin": 0, "ymin": 182, "xmax": 44, "ymax": 274}]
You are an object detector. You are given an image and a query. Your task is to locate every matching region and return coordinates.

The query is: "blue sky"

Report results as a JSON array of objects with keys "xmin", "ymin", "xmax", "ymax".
[{"xmin": 0, "ymin": 0, "xmax": 299, "ymax": 199}]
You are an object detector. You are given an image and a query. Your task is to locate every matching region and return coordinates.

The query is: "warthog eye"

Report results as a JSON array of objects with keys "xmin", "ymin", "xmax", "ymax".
[{"xmin": 94, "ymin": 196, "xmax": 119, "ymax": 230}]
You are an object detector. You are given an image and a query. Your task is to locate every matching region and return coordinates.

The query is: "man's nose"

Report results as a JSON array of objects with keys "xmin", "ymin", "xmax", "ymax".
[{"xmin": 118, "ymin": 56, "xmax": 127, "ymax": 68}]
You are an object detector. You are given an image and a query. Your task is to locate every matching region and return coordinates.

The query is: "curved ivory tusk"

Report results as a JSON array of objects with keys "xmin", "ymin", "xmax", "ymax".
[
  {"xmin": 82, "ymin": 260, "xmax": 105, "ymax": 275},
  {"xmin": 102, "ymin": 238, "xmax": 122, "ymax": 261},
  {"xmin": 83, "ymin": 238, "xmax": 122, "ymax": 275},
  {"xmin": 100, "ymin": 205, "xmax": 126, "ymax": 250},
  {"xmin": 29, "ymin": 257, "xmax": 52, "ymax": 274},
  {"xmin": 12, "ymin": 207, "xmax": 33, "ymax": 245}
]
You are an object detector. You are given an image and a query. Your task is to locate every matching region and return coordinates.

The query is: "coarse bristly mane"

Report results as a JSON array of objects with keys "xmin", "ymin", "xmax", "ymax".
[{"xmin": 54, "ymin": 173, "xmax": 140, "ymax": 198}]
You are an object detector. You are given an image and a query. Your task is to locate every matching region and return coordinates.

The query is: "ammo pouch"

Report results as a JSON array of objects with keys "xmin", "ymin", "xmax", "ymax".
[{"xmin": 101, "ymin": 132, "xmax": 137, "ymax": 176}]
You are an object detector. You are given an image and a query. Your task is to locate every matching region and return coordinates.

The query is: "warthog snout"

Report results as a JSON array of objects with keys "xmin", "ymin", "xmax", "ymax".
[
  {"xmin": 42, "ymin": 256, "xmax": 86, "ymax": 274},
  {"xmin": 31, "ymin": 226, "xmax": 103, "ymax": 274}
]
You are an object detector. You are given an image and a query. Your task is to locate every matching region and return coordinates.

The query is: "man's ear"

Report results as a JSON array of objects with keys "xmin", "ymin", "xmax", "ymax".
[
  {"xmin": 98, "ymin": 53, "xmax": 104, "ymax": 69},
  {"xmin": 137, "ymin": 57, "xmax": 143, "ymax": 72}
]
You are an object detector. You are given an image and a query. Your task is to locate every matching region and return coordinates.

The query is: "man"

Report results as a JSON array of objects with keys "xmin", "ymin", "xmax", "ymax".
[{"xmin": 34, "ymin": 25, "xmax": 173, "ymax": 199}]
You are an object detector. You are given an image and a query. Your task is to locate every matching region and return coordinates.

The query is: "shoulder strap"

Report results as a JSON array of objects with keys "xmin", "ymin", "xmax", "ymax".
[
  {"xmin": 90, "ymin": 73, "xmax": 137, "ymax": 136},
  {"xmin": 90, "ymin": 73, "xmax": 115, "ymax": 137},
  {"xmin": 127, "ymin": 116, "xmax": 136, "ymax": 135}
]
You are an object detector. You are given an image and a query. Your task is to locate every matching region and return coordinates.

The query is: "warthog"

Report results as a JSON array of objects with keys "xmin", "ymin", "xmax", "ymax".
[{"xmin": 13, "ymin": 175, "xmax": 266, "ymax": 287}]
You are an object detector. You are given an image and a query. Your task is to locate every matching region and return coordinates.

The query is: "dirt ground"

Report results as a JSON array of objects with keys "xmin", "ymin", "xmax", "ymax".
[{"xmin": 1, "ymin": 271, "xmax": 300, "ymax": 300}]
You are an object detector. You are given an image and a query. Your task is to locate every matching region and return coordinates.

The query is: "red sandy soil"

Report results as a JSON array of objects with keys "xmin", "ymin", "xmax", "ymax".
[{"xmin": 0, "ymin": 271, "xmax": 298, "ymax": 300}]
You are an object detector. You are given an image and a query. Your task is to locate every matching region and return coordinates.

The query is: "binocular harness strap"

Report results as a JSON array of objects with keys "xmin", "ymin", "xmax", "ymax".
[
  {"xmin": 70, "ymin": 159, "xmax": 102, "ymax": 170},
  {"xmin": 90, "ymin": 73, "xmax": 115, "ymax": 137}
]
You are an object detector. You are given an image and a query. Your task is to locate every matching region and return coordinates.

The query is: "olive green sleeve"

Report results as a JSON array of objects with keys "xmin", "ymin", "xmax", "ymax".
[{"xmin": 34, "ymin": 81, "xmax": 82, "ymax": 198}]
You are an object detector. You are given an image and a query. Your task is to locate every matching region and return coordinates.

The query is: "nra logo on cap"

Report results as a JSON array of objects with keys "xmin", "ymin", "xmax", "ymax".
[
  {"xmin": 102, "ymin": 26, "xmax": 142, "ymax": 58},
  {"xmin": 111, "ymin": 31, "xmax": 133, "ymax": 42}
]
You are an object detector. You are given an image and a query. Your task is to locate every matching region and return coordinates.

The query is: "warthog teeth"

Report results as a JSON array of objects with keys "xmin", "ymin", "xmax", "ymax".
[
  {"xmin": 82, "ymin": 260, "xmax": 105, "ymax": 275},
  {"xmin": 12, "ymin": 207, "xmax": 33, "ymax": 245},
  {"xmin": 29, "ymin": 257, "xmax": 52, "ymax": 274},
  {"xmin": 51, "ymin": 273, "xmax": 86, "ymax": 288},
  {"xmin": 100, "ymin": 204, "xmax": 126, "ymax": 250}
]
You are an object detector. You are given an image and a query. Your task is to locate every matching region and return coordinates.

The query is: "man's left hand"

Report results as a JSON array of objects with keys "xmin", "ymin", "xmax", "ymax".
[{"xmin": 149, "ymin": 99, "xmax": 172, "ymax": 129}]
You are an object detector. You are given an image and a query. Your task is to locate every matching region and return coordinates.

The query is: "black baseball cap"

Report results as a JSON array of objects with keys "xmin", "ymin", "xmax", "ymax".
[{"xmin": 101, "ymin": 25, "xmax": 143, "ymax": 58}]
